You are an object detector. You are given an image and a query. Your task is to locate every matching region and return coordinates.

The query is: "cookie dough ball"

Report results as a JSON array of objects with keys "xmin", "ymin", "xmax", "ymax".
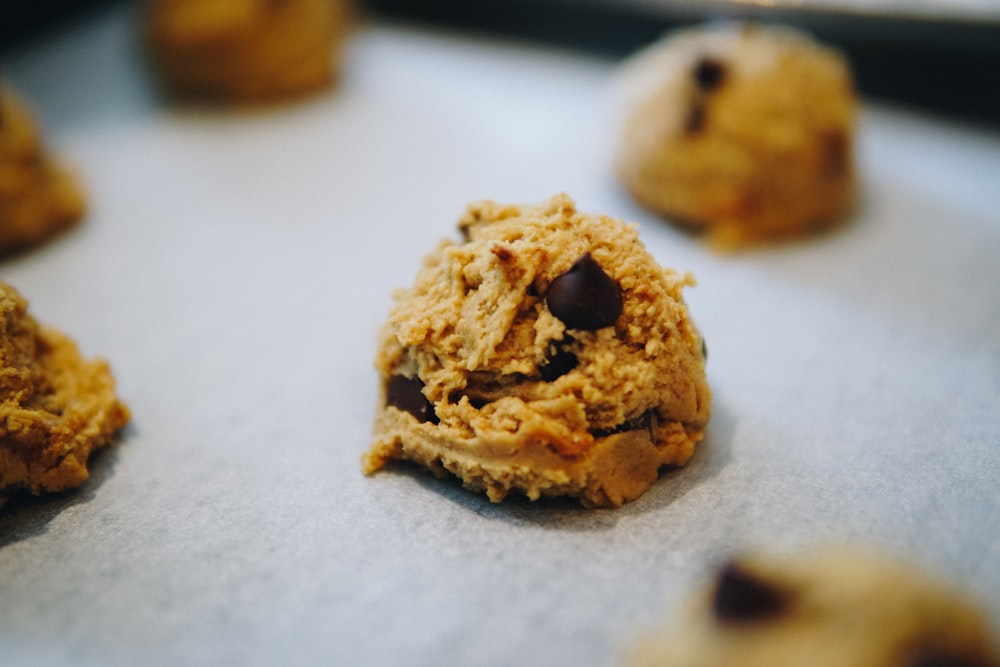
[
  {"xmin": 615, "ymin": 22, "xmax": 857, "ymax": 249},
  {"xmin": 144, "ymin": 0, "xmax": 349, "ymax": 103},
  {"xmin": 363, "ymin": 194, "xmax": 711, "ymax": 508},
  {"xmin": 0, "ymin": 85, "xmax": 85, "ymax": 253},
  {"xmin": 628, "ymin": 547, "xmax": 1000, "ymax": 667},
  {"xmin": 0, "ymin": 282, "xmax": 130, "ymax": 507}
]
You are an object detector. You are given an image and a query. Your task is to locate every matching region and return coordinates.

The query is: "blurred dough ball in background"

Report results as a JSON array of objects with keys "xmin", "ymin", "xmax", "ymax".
[
  {"xmin": 626, "ymin": 545, "xmax": 1000, "ymax": 667},
  {"xmin": 615, "ymin": 22, "xmax": 858, "ymax": 250},
  {"xmin": 0, "ymin": 84, "xmax": 85, "ymax": 254},
  {"xmin": 143, "ymin": 0, "xmax": 352, "ymax": 103}
]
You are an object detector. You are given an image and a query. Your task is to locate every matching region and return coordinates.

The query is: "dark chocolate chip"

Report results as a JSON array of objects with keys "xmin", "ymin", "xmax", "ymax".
[
  {"xmin": 545, "ymin": 253, "xmax": 623, "ymax": 330},
  {"xmin": 386, "ymin": 374, "xmax": 438, "ymax": 424},
  {"xmin": 701, "ymin": 338, "xmax": 708, "ymax": 360},
  {"xmin": 712, "ymin": 562, "xmax": 788, "ymax": 623},
  {"xmin": 693, "ymin": 57, "xmax": 727, "ymax": 92},
  {"xmin": 540, "ymin": 349, "xmax": 578, "ymax": 382}
]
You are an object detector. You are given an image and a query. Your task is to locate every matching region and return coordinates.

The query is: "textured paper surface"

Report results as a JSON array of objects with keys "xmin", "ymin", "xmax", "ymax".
[{"xmin": 1, "ymin": 7, "xmax": 998, "ymax": 666}]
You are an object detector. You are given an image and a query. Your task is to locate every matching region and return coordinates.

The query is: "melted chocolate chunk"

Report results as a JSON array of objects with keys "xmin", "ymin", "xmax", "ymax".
[
  {"xmin": 540, "ymin": 348, "xmax": 579, "ymax": 382},
  {"xmin": 693, "ymin": 57, "xmax": 727, "ymax": 92},
  {"xmin": 712, "ymin": 562, "xmax": 788, "ymax": 623},
  {"xmin": 386, "ymin": 374, "xmax": 438, "ymax": 424},
  {"xmin": 545, "ymin": 253, "xmax": 623, "ymax": 330}
]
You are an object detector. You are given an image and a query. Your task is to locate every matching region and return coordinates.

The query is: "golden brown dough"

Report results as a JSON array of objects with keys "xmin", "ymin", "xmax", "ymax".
[
  {"xmin": 627, "ymin": 547, "xmax": 1000, "ymax": 667},
  {"xmin": 364, "ymin": 194, "xmax": 711, "ymax": 508},
  {"xmin": 0, "ymin": 85, "xmax": 85, "ymax": 253},
  {"xmin": 144, "ymin": 0, "xmax": 350, "ymax": 102},
  {"xmin": 615, "ymin": 22, "xmax": 857, "ymax": 249},
  {"xmin": 0, "ymin": 282, "xmax": 130, "ymax": 507}
]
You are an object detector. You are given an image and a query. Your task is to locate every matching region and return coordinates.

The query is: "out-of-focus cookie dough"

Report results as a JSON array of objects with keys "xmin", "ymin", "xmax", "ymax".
[
  {"xmin": 0, "ymin": 85, "xmax": 85, "ymax": 253},
  {"xmin": 143, "ymin": 0, "xmax": 350, "ymax": 102},
  {"xmin": 615, "ymin": 22, "xmax": 857, "ymax": 249},
  {"xmin": 627, "ymin": 547, "xmax": 1000, "ymax": 667},
  {"xmin": 363, "ymin": 194, "xmax": 711, "ymax": 508},
  {"xmin": 0, "ymin": 282, "xmax": 130, "ymax": 507}
]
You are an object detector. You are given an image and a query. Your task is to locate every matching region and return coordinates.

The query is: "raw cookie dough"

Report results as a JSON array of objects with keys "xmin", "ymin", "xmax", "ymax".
[
  {"xmin": 143, "ymin": 0, "xmax": 349, "ymax": 102},
  {"xmin": 0, "ymin": 85, "xmax": 85, "ymax": 254},
  {"xmin": 627, "ymin": 547, "xmax": 1000, "ymax": 667},
  {"xmin": 615, "ymin": 22, "xmax": 857, "ymax": 249},
  {"xmin": 363, "ymin": 194, "xmax": 711, "ymax": 508},
  {"xmin": 0, "ymin": 282, "xmax": 130, "ymax": 508}
]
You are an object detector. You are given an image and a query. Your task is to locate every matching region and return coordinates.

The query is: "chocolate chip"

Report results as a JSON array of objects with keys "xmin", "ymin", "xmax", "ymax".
[
  {"xmin": 386, "ymin": 374, "xmax": 438, "ymax": 424},
  {"xmin": 693, "ymin": 57, "xmax": 726, "ymax": 92},
  {"xmin": 540, "ymin": 348, "xmax": 578, "ymax": 381},
  {"xmin": 712, "ymin": 562, "xmax": 788, "ymax": 623},
  {"xmin": 545, "ymin": 253, "xmax": 623, "ymax": 330},
  {"xmin": 701, "ymin": 338, "xmax": 708, "ymax": 360}
]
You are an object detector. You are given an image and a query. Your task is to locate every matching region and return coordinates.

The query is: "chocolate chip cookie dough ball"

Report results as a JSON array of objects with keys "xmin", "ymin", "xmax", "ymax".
[
  {"xmin": 615, "ymin": 22, "xmax": 857, "ymax": 249},
  {"xmin": 0, "ymin": 85, "xmax": 85, "ymax": 253},
  {"xmin": 363, "ymin": 194, "xmax": 711, "ymax": 508},
  {"xmin": 143, "ymin": 0, "xmax": 350, "ymax": 103},
  {"xmin": 0, "ymin": 282, "xmax": 130, "ymax": 507},
  {"xmin": 627, "ymin": 547, "xmax": 1000, "ymax": 667}
]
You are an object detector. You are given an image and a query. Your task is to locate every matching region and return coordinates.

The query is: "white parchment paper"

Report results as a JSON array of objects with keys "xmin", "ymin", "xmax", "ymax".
[{"xmin": 1, "ymin": 6, "xmax": 998, "ymax": 666}]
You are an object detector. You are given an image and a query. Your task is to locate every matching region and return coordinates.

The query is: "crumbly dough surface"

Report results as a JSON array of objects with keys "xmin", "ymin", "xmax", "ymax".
[
  {"xmin": 615, "ymin": 22, "xmax": 857, "ymax": 249},
  {"xmin": 144, "ymin": 0, "xmax": 349, "ymax": 102},
  {"xmin": 363, "ymin": 194, "xmax": 711, "ymax": 508},
  {"xmin": 0, "ymin": 283, "xmax": 130, "ymax": 507},
  {"xmin": 627, "ymin": 547, "xmax": 1000, "ymax": 667},
  {"xmin": 0, "ymin": 86, "xmax": 85, "ymax": 253}
]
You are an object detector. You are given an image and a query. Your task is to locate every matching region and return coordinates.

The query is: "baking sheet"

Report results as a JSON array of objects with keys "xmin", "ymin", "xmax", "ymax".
[{"xmin": 1, "ymin": 5, "xmax": 999, "ymax": 666}]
